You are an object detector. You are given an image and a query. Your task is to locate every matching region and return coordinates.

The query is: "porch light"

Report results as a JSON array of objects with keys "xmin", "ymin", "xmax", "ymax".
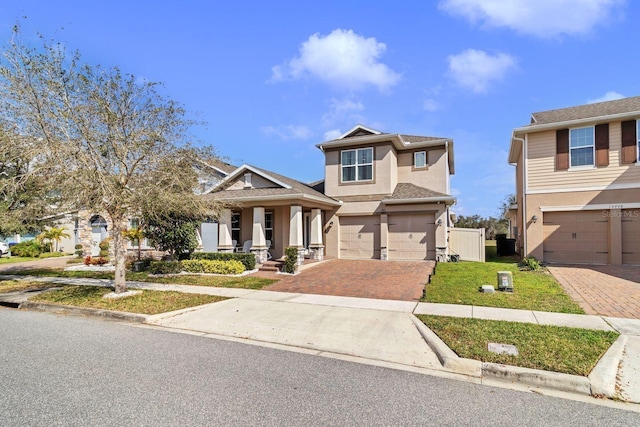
[
  {"xmin": 436, "ymin": 219, "xmax": 443, "ymax": 226},
  {"xmin": 531, "ymin": 215, "xmax": 538, "ymax": 223}
]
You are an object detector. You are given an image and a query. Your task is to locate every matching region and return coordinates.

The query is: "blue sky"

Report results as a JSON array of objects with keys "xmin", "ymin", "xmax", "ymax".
[{"xmin": 1, "ymin": 1, "xmax": 637, "ymax": 217}]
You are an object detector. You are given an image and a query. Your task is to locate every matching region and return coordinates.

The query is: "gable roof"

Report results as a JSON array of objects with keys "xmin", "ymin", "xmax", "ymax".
[
  {"xmin": 317, "ymin": 124, "xmax": 455, "ymax": 174},
  {"xmin": 206, "ymin": 164, "xmax": 340, "ymax": 207}
]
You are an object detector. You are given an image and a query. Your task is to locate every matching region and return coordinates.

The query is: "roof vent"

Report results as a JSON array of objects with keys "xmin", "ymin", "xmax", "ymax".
[{"xmin": 243, "ymin": 173, "xmax": 252, "ymax": 189}]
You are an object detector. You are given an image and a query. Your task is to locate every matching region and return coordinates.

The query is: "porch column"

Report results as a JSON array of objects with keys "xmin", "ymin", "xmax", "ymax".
[
  {"xmin": 309, "ymin": 208, "xmax": 324, "ymax": 261},
  {"xmin": 251, "ymin": 207, "xmax": 268, "ymax": 264},
  {"xmin": 289, "ymin": 205, "xmax": 304, "ymax": 265},
  {"xmin": 217, "ymin": 209, "xmax": 234, "ymax": 253}
]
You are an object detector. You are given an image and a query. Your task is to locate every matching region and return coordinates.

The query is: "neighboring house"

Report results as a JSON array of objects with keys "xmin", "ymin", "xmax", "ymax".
[
  {"xmin": 207, "ymin": 124, "xmax": 456, "ymax": 264},
  {"xmin": 509, "ymin": 96, "xmax": 640, "ymax": 265}
]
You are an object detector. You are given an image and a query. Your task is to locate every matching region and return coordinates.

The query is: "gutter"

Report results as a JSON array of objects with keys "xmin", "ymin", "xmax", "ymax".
[
  {"xmin": 210, "ymin": 193, "xmax": 342, "ymax": 207},
  {"xmin": 382, "ymin": 196, "xmax": 456, "ymax": 205},
  {"xmin": 513, "ymin": 110, "xmax": 640, "ymax": 134}
]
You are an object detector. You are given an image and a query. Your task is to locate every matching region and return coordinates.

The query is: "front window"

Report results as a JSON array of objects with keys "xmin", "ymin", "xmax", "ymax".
[
  {"xmin": 231, "ymin": 212, "xmax": 240, "ymax": 245},
  {"xmin": 569, "ymin": 126, "xmax": 594, "ymax": 167},
  {"xmin": 265, "ymin": 211, "xmax": 273, "ymax": 247},
  {"xmin": 414, "ymin": 151, "xmax": 426, "ymax": 168},
  {"xmin": 341, "ymin": 147, "xmax": 373, "ymax": 182}
]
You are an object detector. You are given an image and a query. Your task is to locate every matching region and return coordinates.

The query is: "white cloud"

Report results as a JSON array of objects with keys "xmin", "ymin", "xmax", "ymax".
[
  {"xmin": 423, "ymin": 98, "xmax": 440, "ymax": 112},
  {"xmin": 322, "ymin": 97, "xmax": 366, "ymax": 126},
  {"xmin": 323, "ymin": 129, "xmax": 342, "ymax": 140},
  {"xmin": 260, "ymin": 125, "xmax": 313, "ymax": 140},
  {"xmin": 447, "ymin": 49, "xmax": 516, "ymax": 93},
  {"xmin": 439, "ymin": 0, "xmax": 625, "ymax": 38},
  {"xmin": 587, "ymin": 91, "xmax": 625, "ymax": 104},
  {"xmin": 271, "ymin": 29, "xmax": 401, "ymax": 91}
]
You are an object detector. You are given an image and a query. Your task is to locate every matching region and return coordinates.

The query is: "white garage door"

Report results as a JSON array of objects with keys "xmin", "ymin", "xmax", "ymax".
[
  {"xmin": 388, "ymin": 213, "xmax": 436, "ymax": 260},
  {"xmin": 622, "ymin": 209, "xmax": 640, "ymax": 265},
  {"xmin": 543, "ymin": 211, "xmax": 609, "ymax": 264},
  {"xmin": 339, "ymin": 216, "xmax": 380, "ymax": 259}
]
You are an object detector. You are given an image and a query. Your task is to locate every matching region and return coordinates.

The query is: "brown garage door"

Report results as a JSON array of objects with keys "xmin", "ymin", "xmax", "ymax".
[
  {"xmin": 388, "ymin": 213, "xmax": 436, "ymax": 260},
  {"xmin": 622, "ymin": 209, "xmax": 640, "ymax": 265},
  {"xmin": 543, "ymin": 211, "xmax": 609, "ymax": 264},
  {"xmin": 339, "ymin": 216, "xmax": 380, "ymax": 259}
]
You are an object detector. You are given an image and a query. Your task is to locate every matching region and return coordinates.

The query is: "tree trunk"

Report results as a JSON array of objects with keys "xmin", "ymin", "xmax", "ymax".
[{"xmin": 111, "ymin": 215, "xmax": 128, "ymax": 294}]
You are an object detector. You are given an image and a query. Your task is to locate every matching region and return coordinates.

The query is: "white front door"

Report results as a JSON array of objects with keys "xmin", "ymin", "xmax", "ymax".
[{"xmin": 91, "ymin": 227, "xmax": 104, "ymax": 256}]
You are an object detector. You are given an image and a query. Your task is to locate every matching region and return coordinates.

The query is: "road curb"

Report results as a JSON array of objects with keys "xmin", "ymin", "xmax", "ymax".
[
  {"xmin": 20, "ymin": 301, "xmax": 149, "ymax": 323},
  {"xmin": 412, "ymin": 314, "xmax": 593, "ymax": 396},
  {"xmin": 589, "ymin": 335, "xmax": 627, "ymax": 398}
]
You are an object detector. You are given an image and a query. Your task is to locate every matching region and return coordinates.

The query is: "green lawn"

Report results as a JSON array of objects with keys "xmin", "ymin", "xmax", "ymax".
[
  {"xmin": 2, "ymin": 268, "xmax": 276, "ymax": 290},
  {"xmin": 0, "ymin": 279, "xmax": 56, "ymax": 293},
  {"xmin": 425, "ymin": 252, "xmax": 583, "ymax": 313},
  {"xmin": 30, "ymin": 285, "xmax": 227, "ymax": 315},
  {"xmin": 0, "ymin": 256, "xmax": 40, "ymax": 264},
  {"xmin": 418, "ymin": 315, "xmax": 618, "ymax": 376}
]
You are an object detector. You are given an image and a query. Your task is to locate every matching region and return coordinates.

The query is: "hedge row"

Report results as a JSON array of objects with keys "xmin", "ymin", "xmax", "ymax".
[
  {"xmin": 148, "ymin": 259, "xmax": 246, "ymax": 275},
  {"xmin": 190, "ymin": 252, "xmax": 255, "ymax": 270},
  {"xmin": 181, "ymin": 259, "xmax": 245, "ymax": 275}
]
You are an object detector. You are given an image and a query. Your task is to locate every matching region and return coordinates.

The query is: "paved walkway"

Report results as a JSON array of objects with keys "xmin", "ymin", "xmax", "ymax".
[
  {"xmin": 261, "ymin": 259, "xmax": 433, "ymax": 301},
  {"xmin": 549, "ymin": 265, "xmax": 640, "ymax": 319}
]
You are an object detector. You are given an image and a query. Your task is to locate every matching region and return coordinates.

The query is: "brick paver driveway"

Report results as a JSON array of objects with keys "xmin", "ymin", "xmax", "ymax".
[
  {"xmin": 548, "ymin": 265, "xmax": 640, "ymax": 319},
  {"xmin": 262, "ymin": 259, "xmax": 433, "ymax": 301}
]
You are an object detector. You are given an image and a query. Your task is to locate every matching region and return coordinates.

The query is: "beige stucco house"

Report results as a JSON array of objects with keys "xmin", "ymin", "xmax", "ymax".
[
  {"xmin": 509, "ymin": 96, "xmax": 640, "ymax": 265},
  {"xmin": 207, "ymin": 125, "xmax": 456, "ymax": 264}
]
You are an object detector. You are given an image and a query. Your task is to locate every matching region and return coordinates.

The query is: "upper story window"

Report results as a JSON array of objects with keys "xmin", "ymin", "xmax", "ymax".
[
  {"xmin": 341, "ymin": 147, "xmax": 373, "ymax": 182},
  {"xmin": 414, "ymin": 151, "xmax": 427, "ymax": 168},
  {"xmin": 569, "ymin": 126, "xmax": 594, "ymax": 168}
]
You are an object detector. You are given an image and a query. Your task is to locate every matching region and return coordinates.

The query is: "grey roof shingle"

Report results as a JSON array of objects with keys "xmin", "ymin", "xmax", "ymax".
[
  {"xmin": 530, "ymin": 96, "xmax": 640, "ymax": 125},
  {"xmin": 384, "ymin": 183, "xmax": 452, "ymax": 200},
  {"xmin": 206, "ymin": 165, "xmax": 339, "ymax": 205},
  {"xmin": 399, "ymin": 134, "xmax": 447, "ymax": 144}
]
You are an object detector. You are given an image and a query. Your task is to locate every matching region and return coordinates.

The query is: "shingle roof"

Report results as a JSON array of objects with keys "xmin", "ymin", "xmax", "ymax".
[
  {"xmin": 383, "ymin": 183, "xmax": 452, "ymax": 200},
  {"xmin": 530, "ymin": 96, "xmax": 640, "ymax": 125},
  {"xmin": 206, "ymin": 165, "xmax": 339, "ymax": 205},
  {"xmin": 399, "ymin": 134, "xmax": 448, "ymax": 144}
]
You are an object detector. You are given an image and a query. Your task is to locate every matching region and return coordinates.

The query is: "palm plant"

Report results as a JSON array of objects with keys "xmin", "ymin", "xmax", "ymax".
[
  {"xmin": 122, "ymin": 227, "xmax": 145, "ymax": 261},
  {"xmin": 38, "ymin": 226, "xmax": 71, "ymax": 252}
]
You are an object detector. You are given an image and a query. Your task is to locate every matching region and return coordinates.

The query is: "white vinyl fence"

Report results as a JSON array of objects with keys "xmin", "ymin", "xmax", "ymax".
[{"xmin": 449, "ymin": 228, "xmax": 485, "ymax": 262}]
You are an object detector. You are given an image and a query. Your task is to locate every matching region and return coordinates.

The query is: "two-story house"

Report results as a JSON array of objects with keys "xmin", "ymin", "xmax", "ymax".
[
  {"xmin": 509, "ymin": 96, "xmax": 640, "ymax": 265},
  {"xmin": 207, "ymin": 125, "xmax": 456, "ymax": 264}
]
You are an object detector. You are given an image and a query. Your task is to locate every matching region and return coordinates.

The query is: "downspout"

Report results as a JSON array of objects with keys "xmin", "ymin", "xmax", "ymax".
[{"xmin": 512, "ymin": 135, "xmax": 527, "ymax": 256}]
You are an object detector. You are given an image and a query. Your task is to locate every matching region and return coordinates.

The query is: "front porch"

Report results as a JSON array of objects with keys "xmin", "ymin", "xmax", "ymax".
[{"xmin": 216, "ymin": 205, "xmax": 333, "ymax": 266}]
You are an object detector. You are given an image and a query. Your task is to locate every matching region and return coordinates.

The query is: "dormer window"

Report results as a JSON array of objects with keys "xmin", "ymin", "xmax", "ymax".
[
  {"xmin": 341, "ymin": 147, "xmax": 373, "ymax": 182},
  {"xmin": 414, "ymin": 151, "xmax": 427, "ymax": 168}
]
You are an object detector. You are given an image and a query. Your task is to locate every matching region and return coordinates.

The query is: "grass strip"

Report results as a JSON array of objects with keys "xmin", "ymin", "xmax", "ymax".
[
  {"xmin": 3, "ymin": 268, "xmax": 276, "ymax": 290},
  {"xmin": 425, "ymin": 260, "xmax": 583, "ymax": 313},
  {"xmin": 417, "ymin": 315, "xmax": 618, "ymax": 376},
  {"xmin": 30, "ymin": 285, "xmax": 227, "ymax": 315},
  {"xmin": 0, "ymin": 279, "xmax": 56, "ymax": 293},
  {"xmin": 0, "ymin": 256, "xmax": 40, "ymax": 264}
]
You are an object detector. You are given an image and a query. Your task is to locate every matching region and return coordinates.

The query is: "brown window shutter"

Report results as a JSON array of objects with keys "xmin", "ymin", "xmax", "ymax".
[
  {"xmin": 595, "ymin": 123, "xmax": 609, "ymax": 167},
  {"xmin": 556, "ymin": 129, "xmax": 569, "ymax": 170},
  {"xmin": 621, "ymin": 120, "xmax": 637, "ymax": 164}
]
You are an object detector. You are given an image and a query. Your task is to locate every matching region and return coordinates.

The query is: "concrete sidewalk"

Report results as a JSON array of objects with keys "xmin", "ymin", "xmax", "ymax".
[{"xmin": 2, "ymin": 273, "xmax": 640, "ymax": 404}]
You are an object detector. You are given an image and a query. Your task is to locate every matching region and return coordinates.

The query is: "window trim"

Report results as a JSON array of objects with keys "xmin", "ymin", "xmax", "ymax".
[
  {"xmin": 265, "ymin": 211, "xmax": 274, "ymax": 248},
  {"xmin": 414, "ymin": 151, "xmax": 427, "ymax": 169},
  {"xmin": 340, "ymin": 147, "xmax": 374, "ymax": 183},
  {"xmin": 568, "ymin": 126, "xmax": 596, "ymax": 170},
  {"xmin": 637, "ymin": 120, "xmax": 640, "ymax": 164}
]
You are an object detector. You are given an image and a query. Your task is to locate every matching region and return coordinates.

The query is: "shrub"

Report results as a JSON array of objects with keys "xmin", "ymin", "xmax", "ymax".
[
  {"xmin": 84, "ymin": 255, "xmax": 92, "ymax": 265},
  {"xmin": 98, "ymin": 238, "xmax": 110, "ymax": 258},
  {"xmin": 149, "ymin": 260, "xmax": 183, "ymax": 275},
  {"xmin": 11, "ymin": 240, "xmax": 44, "ymax": 257},
  {"xmin": 283, "ymin": 247, "xmax": 298, "ymax": 274},
  {"xmin": 74, "ymin": 244, "xmax": 84, "ymax": 257},
  {"xmin": 90, "ymin": 257, "xmax": 109, "ymax": 266},
  {"xmin": 191, "ymin": 252, "xmax": 256, "ymax": 270},
  {"xmin": 521, "ymin": 256, "xmax": 542, "ymax": 271},
  {"xmin": 181, "ymin": 259, "xmax": 245, "ymax": 275}
]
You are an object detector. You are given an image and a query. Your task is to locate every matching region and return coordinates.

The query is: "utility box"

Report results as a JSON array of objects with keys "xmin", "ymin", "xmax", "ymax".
[{"xmin": 497, "ymin": 271, "xmax": 513, "ymax": 292}]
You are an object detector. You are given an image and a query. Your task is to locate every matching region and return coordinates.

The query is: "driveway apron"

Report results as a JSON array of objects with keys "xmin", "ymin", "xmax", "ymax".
[
  {"xmin": 548, "ymin": 265, "xmax": 640, "ymax": 319},
  {"xmin": 262, "ymin": 259, "xmax": 432, "ymax": 301}
]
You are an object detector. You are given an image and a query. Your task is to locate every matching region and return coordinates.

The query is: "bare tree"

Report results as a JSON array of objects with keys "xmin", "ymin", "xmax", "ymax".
[{"xmin": 0, "ymin": 28, "xmax": 221, "ymax": 293}]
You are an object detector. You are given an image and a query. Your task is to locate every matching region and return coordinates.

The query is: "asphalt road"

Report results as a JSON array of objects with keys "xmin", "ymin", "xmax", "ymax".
[{"xmin": 1, "ymin": 309, "xmax": 639, "ymax": 426}]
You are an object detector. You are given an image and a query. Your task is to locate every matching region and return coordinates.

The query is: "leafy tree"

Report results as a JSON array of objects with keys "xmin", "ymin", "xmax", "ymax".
[
  {"xmin": 145, "ymin": 214, "xmax": 201, "ymax": 261},
  {"xmin": 455, "ymin": 214, "xmax": 507, "ymax": 239},
  {"xmin": 122, "ymin": 227, "xmax": 145, "ymax": 261},
  {"xmin": 37, "ymin": 226, "xmax": 71, "ymax": 252},
  {"xmin": 498, "ymin": 193, "xmax": 517, "ymax": 219},
  {"xmin": 0, "ymin": 27, "xmax": 221, "ymax": 293}
]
